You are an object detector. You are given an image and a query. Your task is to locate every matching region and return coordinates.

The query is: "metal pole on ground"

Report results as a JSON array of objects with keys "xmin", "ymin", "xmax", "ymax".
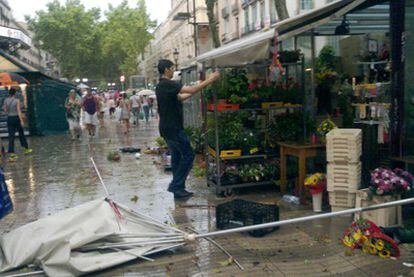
[{"xmin": 194, "ymin": 197, "xmax": 414, "ymax": 240}]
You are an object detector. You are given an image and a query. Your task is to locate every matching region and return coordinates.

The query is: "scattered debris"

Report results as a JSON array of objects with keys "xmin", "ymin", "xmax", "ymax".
[
  {"xmin": 403, "ymin": 262, "xmax": 414, "ymax": 268},
  {"xmin": 130, "ymin": 195, "xmax": 139, "ymax": 203},
  {"xmin": 344, "ymin": 249, "xmax": 355, "ymax": 256},
  {"xmin": 219, "ymin": 257, "xmax": 234, "ymax": 267},
  {"xmin": 314, "ymin": 235, "xmax": 332, "ymax": 244},
  {"xmin": 107, "ymin": 151, "xmax": 121, "ymax": 162}
]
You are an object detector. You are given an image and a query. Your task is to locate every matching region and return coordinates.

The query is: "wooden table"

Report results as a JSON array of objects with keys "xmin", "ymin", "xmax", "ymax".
[{"xmin": 279, "ymin": 142, "xmax": 326, "ymax": 204}]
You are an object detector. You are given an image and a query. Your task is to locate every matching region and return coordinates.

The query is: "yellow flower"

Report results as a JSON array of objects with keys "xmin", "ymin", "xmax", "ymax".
[
  {"xmin": 342, "ymin": 236, "xmax": 354, "ymax": 248},
  {"xmin": 352, "ymin": 230, "xmax": 362, "ymax": 241},
  {"xmin": 378, "ymin": 249, "xmax": 391, "ymax": 259},
  {"xmin": 375, "ymin": 240, "xmax": 384, "ymax": 251},
  {"xmin": 369, "ymin": 243, "xmax": 377, "ymax": 255},
  {"xmin": 360, "ymin": 236, "xmax": 369, "ymax": 245},
  {"xmin": 362, "ymin": 244, "xmax": 371, "ymax": 254}
]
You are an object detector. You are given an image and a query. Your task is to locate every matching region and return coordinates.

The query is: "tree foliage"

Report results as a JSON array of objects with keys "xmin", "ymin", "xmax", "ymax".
[
  {"xmin": 100, "ymin": 1, "xmax": 155, "ymax": 78},
  {"xmin": 205, "ymin": 0, "xmax": 220, "ymax": 48},
  {"xmin": 26, "ymin": 0, "xmax": 155, "ymax": 81}
]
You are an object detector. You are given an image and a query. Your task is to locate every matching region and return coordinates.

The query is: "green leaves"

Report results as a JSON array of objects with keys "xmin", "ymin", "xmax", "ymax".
[{"xmin": 27, "ymin": 0, "xmax": 155, "ymax": 81}]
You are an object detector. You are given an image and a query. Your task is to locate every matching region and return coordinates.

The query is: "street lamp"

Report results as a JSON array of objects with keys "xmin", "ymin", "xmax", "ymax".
[
  {"xmin": 82, "ymin": 78, "xmax": 88, "ymax": 83},
  {"xmin": 173, "ymin": 48, "xmax": 180, "ymax": 70},
  {"xmin": 75, "ymin": 78, "xmax": 81, "ymax": 83}
]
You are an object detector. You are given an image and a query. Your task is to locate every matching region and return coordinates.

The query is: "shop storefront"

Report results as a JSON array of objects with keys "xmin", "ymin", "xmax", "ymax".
[{"xmin": 403, "ymin": 1, "xmax": 414, "ymax": 159}]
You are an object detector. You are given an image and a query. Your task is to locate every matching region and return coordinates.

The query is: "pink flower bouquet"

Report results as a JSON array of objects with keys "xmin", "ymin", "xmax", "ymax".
[{"xmin": 370, "ymin": 168, "xmax": 413, "ymax": 196}]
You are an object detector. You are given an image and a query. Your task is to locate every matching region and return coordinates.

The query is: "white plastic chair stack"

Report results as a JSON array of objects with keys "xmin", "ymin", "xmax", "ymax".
[{"xmin": 326, "ymin": 129, "xmax": 362, "ymax": 212}]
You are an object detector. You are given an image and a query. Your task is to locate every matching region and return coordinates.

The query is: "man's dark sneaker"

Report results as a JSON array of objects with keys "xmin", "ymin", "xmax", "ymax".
[{"xmin": 173, "ymin": 190, "xmax": 194, "ymax": 199}]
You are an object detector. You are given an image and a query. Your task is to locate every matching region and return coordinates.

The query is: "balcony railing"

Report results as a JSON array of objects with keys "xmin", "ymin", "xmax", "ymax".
[{"xmin": 221, "ymin": 7, "xmax": 229, "ymax": 19}]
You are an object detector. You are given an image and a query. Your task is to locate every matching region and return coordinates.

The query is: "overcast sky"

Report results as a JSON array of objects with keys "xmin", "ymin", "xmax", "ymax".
[{"xmin": 10, "ymin": 0, "xmax": 170, "ymax": 24}]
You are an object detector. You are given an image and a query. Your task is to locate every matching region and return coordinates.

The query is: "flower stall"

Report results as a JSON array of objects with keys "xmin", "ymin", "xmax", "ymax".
[{"xmin": 204, "ymin": 61, "xmax": 308, "ymax": 196}]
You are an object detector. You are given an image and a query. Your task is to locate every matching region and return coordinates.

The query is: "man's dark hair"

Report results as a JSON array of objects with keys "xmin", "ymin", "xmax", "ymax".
[
  {"xmin": 8, "ymin": 87, "xmax": 17, "ymax": 96},
  {"xmin": 132, "ymin": 90, "xmax": 136, "ymax": 95},
  {"xmin": 158, "ymin": 59, "xmax": 174, "ymax": 75}
]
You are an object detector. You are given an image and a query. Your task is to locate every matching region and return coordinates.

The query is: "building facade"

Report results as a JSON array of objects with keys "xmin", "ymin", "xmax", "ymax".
[
  {"xmin": 0, "ymin": 0, "xmax": 60, "ymax": 78},
  {"xmin": 217, "ymin": 0, "xmax": 334, "ymax": 45},
  {"xmin": 140, "ymin": 0, "xmax": 210, "ymax": 86}
]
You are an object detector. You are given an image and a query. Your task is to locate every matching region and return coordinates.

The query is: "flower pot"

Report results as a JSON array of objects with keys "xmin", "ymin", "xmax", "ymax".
[{"xmin": 312, "ymin": 192, "xmax": 323, "ymax": 212}]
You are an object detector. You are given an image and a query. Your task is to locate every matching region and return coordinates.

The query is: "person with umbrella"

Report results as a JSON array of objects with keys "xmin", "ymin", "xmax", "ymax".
[{"xmin": 3, "ymin": 87, "xmax": 32, "ymax": 155}]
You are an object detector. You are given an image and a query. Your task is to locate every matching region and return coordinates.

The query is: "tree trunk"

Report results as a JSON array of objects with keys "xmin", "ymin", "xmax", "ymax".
[
  {"xmin": 206, "ymin": 0, "xmax": 220, "ymax": 48},
  {"xmin": 274, "ymin": 0, "xmax": 290, "ymax": 21}
]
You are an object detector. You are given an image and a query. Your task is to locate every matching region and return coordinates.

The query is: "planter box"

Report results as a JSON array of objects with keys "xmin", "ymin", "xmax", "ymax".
[
  {"xmin": 208, "ymin": 146, "xmax": 242, "ymax": 159},
  {"xmin": 354, "ymin": 188, "xmax": 402, "ymax": 227},
  {"xmin": 207, "ymin": 103, "xmax": 240, "ymax": 112},
  {"xmin": 327, "ymin": 162, "xmax": 361, "ymax": 192}
]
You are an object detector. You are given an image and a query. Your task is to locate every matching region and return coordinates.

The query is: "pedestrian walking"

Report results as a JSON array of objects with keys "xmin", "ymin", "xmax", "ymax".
[
  {"xmin": 97, "ymin": 93, "xmax": 106, "ymax": 127},
  {"xmin": 3, "ymin": 87, "xmax": 32, "ymax": 155},
  {"xmin": 142, "ymin": 95, "xmax": 150, "ymax": 123},
  {"xmin": 108, "ymin": 97, "xmax": 116, "ymax": 119},
  {"xmin": 148, "ymin": 97, "xmax": 154, "ymax": 117},
  {"xmin": 156, "ymin": 59, "xmax": 220, "ymax": 199},
  {"xmin": 65, "ymin": 89, "xmax": 82, "ymax": 140},
  {"xmin": 118, "ymin": 92, "xmax": 131, "ymax": 134},
  {"xmin": 130, "ymin": 91, "xmax": 141, "ymax": 126},
  {"xmin": 81, "ymin": 89, "xmax": 99, "ymax": 137}
]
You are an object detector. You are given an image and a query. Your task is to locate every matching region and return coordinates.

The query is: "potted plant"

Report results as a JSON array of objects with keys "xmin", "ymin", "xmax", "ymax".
[
  {"xmin": 353, "ymin": 168, "xmax": 414, "ymax": 228},
  {"xmin": 304, "ymin": 173, "xmax": 327, "ymax": 212},
  {"xmin": 317, "ymin": 117, "xmax": 337, "ymax": 143},
  {"xmin": 238, "ymin": 163, "xmax": 265, "ymax": 183},
  {"xmin": 370, "ymin": 168, "xmax": 413, "ymax": 196},
  {"xmin": 241, "ymin": 130, "xmax": 260, "ymax": 155},
  {"xmin": 263, "ymin": 161, "xmax": 280, "ymax": 182},
  {"xmin": 268, "ymin": 112, "xmax": 304, "ymax": 142},
  {"xmin": 223, "ymin": 164, "xmax": 239, "ymax": 185}
]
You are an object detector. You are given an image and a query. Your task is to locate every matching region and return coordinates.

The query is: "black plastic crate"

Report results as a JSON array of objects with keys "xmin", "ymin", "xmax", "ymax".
[{"xmin": 216, "ymin": 199, "xmax": 279, "ymax": 237}]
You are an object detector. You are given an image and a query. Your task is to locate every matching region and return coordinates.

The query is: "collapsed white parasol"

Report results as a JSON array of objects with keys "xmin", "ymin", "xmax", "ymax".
[{"xmin": 0, "ymin": 198, "xmax": 185, "ymax": 276}]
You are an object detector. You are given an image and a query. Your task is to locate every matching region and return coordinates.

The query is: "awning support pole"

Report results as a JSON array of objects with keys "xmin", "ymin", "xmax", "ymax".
[{"xmin": 310, "ymin": 30, "xmax": 316, "ymax": 118}]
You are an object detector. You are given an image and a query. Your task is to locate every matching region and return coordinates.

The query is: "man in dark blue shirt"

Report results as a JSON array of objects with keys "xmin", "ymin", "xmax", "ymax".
[{"xmin": 156, "ymin": 59, "xmax": 220, "ymax": 199}]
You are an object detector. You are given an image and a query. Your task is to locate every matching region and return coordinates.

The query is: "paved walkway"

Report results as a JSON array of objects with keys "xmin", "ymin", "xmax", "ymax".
[{"xmin": 0, "ymin": 117, "xmax": 413, "ymax": 276}]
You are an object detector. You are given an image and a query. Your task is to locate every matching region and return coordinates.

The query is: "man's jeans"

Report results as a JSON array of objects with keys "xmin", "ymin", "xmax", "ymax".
[{"xmin": 164, "ymin": 130, "xmax": 195, "ymax": 192}]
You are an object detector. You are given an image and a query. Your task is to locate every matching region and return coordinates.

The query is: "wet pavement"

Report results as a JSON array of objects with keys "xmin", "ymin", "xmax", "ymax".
[{"xmin": 1, "ymin": 117, "xmax": 414, "ymax": 276}]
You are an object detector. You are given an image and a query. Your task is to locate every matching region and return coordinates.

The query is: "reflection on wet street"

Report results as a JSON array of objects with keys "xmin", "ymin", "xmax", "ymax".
[{"xmin": 1, "ymin": 118, "xmax": 413, "ymax": 276}]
